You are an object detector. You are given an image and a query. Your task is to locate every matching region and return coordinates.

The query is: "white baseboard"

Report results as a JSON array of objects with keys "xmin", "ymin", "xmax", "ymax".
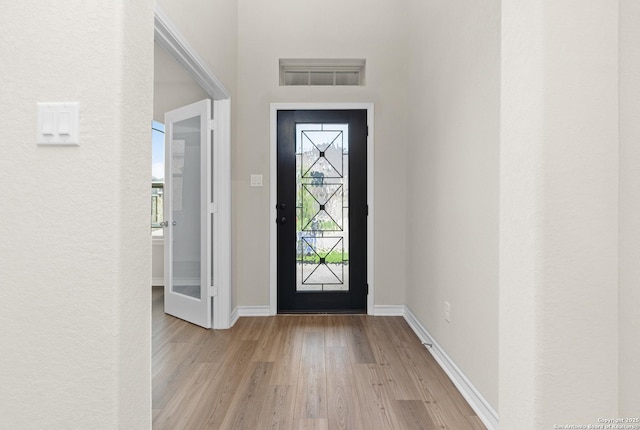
[
  {"xmin": 372, "ymin": 305, "xmax": 406, "ymax": 316},
  {"xmin": 403, "ymin": 306, "xmax": 499, "ymax": 430},
  {"xmin": 229, "ymin": 306, "xmax": 271, "ymax": 327},
  {"xmin": 235, "ymin": 306, "xmax": 271, "ymax": 317},
  {"xmin": 230, "ymin": 307, "xmax": 239, "ymax": 327}
]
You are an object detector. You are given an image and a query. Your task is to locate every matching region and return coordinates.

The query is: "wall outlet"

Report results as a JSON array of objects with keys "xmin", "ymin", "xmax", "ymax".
[{"xmin": 444, "ymin": 301, "xmax": 451, "ymax": 323}]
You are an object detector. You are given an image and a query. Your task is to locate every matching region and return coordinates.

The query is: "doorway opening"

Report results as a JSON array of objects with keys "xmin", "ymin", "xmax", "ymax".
[{"xmin": 153, "ymin": 6, "xmax": 231, "ymax": 329}]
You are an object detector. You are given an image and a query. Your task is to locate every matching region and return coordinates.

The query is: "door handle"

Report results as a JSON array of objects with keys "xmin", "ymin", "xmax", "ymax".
[
  {"xmin": 172, "ymin": 221, "xmax": 177, "ymax": 226},
  {"xmin": 276, "ymin": 217, "xmax": 286, "ymax": 224},
  {"xmin": 276, "ymin": 203, "xmax": 286, "ymax": 210},
  {"xmin": 160, "ymin": 221, "xmax": 168, "ymax": 227}
]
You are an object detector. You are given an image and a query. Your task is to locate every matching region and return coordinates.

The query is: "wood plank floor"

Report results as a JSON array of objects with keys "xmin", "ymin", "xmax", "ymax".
[{"xmin": 152, "ymin": 287, "xmax": 486, "ymax": 430}]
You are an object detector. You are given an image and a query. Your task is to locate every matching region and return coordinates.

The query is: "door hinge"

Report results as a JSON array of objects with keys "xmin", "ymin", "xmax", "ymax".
[
  {"xmin": 209, "ymin": 285, "xmax": 218, "ymax": 297},
  {"xmin": 209, "ymin": 202, "xmax": 218, "ymax": 214},
  {"xmin": 208, "ymin": 119, "xmax": 217, "ymax": 131},
  {"xmin": 367, "ymin": 126, "xmax": 369, "ymax": 137},
  {"xmin": 366, "ymin": 205, "xmax": 369, "ymax": 216},
  {"xmin": 366, "ymin": 283, "xmax": 369, "ymax": 294}
]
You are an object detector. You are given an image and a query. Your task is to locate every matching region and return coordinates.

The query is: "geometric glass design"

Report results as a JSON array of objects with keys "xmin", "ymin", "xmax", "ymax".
[{"xmin": 296, "ymin": 123, "xmax": 349, "ymax": 291}]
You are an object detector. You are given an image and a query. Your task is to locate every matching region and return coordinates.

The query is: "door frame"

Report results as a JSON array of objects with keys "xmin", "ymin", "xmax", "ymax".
[
  {"xmin": 269, "ymin": 103, "xmax": 375, "ymax": 315},
  {"xmin": 154, "ymin": 6, "xmax": 232, "ymax": 329}
]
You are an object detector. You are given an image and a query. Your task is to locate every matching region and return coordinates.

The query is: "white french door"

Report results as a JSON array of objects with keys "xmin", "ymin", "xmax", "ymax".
[{"xmin": 163, "ymin": 99, "xmax": 213, "ymax": 328}]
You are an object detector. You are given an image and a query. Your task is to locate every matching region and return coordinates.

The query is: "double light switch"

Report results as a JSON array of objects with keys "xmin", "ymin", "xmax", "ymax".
[{"xmin": 37, "ymin": 102, "xmax": 79, "ymax": 145}]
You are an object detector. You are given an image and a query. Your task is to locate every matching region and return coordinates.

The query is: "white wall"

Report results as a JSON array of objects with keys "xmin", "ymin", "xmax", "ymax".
[
  {"xmin": 0, "ymin": 2, "xmax": 153, "ymax": 429},
  {"xmin": 405, "ymin": 0, "xmax": 500, "ymax": 411},
  {"xmin": 152, "ymin": 238, "xmax": 165, "ymax": 286},
  {"xmin": 154, "ymin": 42, "xmax": 209, "ymax": 122},
  {"xmin": 619, "ymin": 0, "xmax": 640, "ymax": 416},
  {"xmin": 500, "ymin": 1, "xmax": 619, "ymax": 427},
  {"xmin": 157, "ymin": 0, "xmax": 238, "ymax": 98},
  {"xmin": 236, "ymin": 0, "xmax": 408, "ymax": 308}
]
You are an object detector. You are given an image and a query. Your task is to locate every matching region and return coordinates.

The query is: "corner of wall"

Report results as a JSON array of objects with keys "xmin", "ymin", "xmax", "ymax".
[{"xmin": 619, "ymin": 0, "xmax": 640, "ymax": 416}]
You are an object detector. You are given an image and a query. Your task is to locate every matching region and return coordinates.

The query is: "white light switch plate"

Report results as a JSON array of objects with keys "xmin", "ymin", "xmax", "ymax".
[
  {"xmin": 444, "ymin": 301, "xmax": 451, "ymax": 323},
  {"xmin": 37, "ymin": 102, "xmax": 79, "ymax": 145},
  {"xmin": 250, "ymin": 174, "xmax": 263, "ymax": 187}
]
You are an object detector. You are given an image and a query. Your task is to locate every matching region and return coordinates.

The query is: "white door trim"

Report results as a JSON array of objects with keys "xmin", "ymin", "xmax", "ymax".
[
  {"xmin": 154, "ymin": 5, "xmax": 232, "ymax": 329},
  {"xmin": 154, "ymin": 5, "xmax": 230, "ymax": 100},
  {"xmin": 269, "ymin": 103, "xmax": 375, "ymax": 315},
  {"xmin": 212, "ymin": 99, "xmax": 232, "ymax": 329}
]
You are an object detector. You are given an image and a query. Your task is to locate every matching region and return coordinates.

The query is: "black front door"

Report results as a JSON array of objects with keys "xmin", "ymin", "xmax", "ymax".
[{"xmin": 277, "ymin": 110, "xmax": 367, "ymax": 313}]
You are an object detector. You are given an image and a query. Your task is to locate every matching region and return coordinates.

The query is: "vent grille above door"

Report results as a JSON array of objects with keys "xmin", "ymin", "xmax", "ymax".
[{"xmin": 279, "ymin": 59, "xmax": 365, "ymax": 86}]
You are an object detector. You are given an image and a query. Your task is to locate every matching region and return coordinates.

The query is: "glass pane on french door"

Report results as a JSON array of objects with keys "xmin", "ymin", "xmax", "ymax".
[
  {"xmin": 296, "ymin": 123, "xmax": 349, "ymax": 291},
  {"xmin": 171, "ymin": 115, "xmax": 201, "ymax": 299}
]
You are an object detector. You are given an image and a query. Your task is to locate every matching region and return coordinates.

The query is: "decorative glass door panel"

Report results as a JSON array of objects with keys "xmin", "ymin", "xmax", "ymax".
[
  {"xmin": 296, "ymin": 124, "xmax": 349, "ymax": 291},
  {"xmin": 277, "ymin": 109, "xmax": 367, "ymax": 313}
]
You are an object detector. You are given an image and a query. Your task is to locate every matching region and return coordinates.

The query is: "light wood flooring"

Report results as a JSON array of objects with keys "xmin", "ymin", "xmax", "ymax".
[{"xmin": 152, "ymin": 287, "xmax": 486, "ymax": 430}]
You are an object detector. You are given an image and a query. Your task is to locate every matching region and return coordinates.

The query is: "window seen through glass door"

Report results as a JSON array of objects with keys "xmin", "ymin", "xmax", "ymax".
[{"xmin": 151, "ymin": 121, "xmax": 165, "ymax": 236}]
